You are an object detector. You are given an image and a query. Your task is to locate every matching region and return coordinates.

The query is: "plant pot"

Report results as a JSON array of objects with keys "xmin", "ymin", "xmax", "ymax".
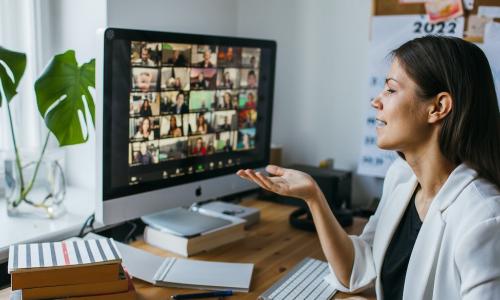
[{"xmin": 4, "ymin": 149, "xmax": 66, "ymax": 218}]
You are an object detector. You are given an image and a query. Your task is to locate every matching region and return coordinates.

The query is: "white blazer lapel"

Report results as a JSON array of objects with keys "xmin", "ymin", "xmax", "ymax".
[
  {"xmin": 403, "ymin": 163, "xmax": 477, "ymax": 299},
  {"xmin": 372, "ymin": 176, "xmax": 418, "ymax": 277},
  {"xmin": 403, "ymin": 206, "xmax": 444, "ymax": 300}
]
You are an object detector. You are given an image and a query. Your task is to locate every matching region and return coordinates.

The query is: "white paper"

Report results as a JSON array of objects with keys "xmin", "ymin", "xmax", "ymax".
[
  {"xmin": 479, "ymin": 41, "xmax": 500, "ymax": 107},
  {"xmin": 358, "ymin": 15, "xmax": 464, "ymax": 178},
  {"xmin": 464, "ymin": 0, "xmax": 475, "ymax": 10},
  {"xmin": 478, "ymin": 6, "xmax": 500, "ymax": 18},
  {"xmin": 484, "ymin": 21, "xmax": 500, "ymax": 45}
]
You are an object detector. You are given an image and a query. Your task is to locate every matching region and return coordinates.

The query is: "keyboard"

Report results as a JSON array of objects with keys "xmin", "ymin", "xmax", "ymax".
[{"xmin": 258, "ymin": 257, "xmax": 337, "ymax": 300}]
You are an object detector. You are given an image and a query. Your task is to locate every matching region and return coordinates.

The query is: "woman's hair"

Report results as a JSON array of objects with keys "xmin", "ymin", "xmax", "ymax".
[{"xmin": 391, "ymin": 35, "xmax": 500, "ymax": 187}]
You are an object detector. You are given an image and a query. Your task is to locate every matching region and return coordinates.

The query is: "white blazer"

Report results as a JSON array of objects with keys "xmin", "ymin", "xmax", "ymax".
[{"xmin": 326, "ymin": 158, "xmax": 500, "ymax": 299}]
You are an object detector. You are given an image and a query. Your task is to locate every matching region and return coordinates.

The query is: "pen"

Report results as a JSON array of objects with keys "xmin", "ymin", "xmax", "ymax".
[{"xmin": 171, "ymin": 290, "xmax": 233, "ymax": 299}]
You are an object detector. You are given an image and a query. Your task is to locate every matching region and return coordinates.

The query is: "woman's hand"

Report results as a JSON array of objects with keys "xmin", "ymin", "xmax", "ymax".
[{"xmin": 237, "ymin": 165, "xmax": 320, "ymax": 203}]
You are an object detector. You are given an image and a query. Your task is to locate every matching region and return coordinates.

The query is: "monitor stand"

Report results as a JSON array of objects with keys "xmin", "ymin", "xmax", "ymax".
[{"xmin": 141, "ymin": 206, "xmax": 232, "ymax": 238}]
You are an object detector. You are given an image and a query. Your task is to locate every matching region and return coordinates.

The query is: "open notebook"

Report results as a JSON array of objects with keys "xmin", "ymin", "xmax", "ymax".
[{"xmin": 153, "ymin": 257, "xmax": 253, "ymax": 292}]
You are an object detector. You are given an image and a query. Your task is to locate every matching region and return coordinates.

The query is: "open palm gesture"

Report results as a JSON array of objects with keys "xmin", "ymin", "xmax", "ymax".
[{"xmin": 237, "ymin": 165, "xmax": 319, "ymax": 202}]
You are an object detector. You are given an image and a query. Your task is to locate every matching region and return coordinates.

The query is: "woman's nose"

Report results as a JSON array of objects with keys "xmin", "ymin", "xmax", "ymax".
[{"xmin": 371, "ymin": 95, "xmax": 382, "ymax": 110}]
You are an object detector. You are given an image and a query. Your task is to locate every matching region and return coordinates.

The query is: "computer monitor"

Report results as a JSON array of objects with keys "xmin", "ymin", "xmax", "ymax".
[{"xmin": 95, "ymin": 28, "xmax": 276, "ymax": 225}]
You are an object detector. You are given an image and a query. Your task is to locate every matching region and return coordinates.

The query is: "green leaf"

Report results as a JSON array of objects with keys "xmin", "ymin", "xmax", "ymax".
[
  {"xmin": 0, "ymin": 47, "xmax": 27, "ymax": 106},
  {"xmin": 35, "ymin": 50, "xmax": 95, "ymax": 146}
]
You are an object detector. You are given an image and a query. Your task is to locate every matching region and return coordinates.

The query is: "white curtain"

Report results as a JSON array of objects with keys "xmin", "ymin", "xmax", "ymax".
[{"xmin": 0, "ymin": 0, "xmax": 44, "ymax": 153}]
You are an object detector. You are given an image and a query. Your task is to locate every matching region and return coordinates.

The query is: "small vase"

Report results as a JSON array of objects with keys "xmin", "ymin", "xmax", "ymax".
[{"xmin": 4, "ymin": 149, "xmax": 66, "ymax": 218}]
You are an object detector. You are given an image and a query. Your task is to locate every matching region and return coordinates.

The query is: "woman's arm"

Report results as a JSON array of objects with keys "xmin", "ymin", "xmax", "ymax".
[
  {"xmin": 238, "ymin": 166, "xmax": 354, "ymax": 287},
  {"xmin": 306, "ymin": 187, "xmax": 355, "ymax": 287}
]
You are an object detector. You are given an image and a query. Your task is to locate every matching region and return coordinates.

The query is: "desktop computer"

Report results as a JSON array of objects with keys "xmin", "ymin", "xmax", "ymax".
[{"xmin": 95, "ymin": 28, "xmax": 277, "ymax": 226}]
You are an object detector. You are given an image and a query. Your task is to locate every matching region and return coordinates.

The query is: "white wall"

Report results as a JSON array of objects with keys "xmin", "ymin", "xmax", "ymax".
[
  {"xmin": 237, "ymin": 0, "xmax": 383, "ymax": 205},
  {"xmin": 106, "ymin": 0, "xmax": 239, "ymax": 35},
  {"xmin": 45, "ymin": 0, "xmax": 384, "ymax": 205},
  {"xmin": 42, "ymin": 0, "xmax": 107, "ymax": 190}
]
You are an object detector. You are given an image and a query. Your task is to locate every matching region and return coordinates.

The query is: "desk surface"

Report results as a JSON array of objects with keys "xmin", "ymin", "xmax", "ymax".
[{"xmin": 0, "ymin": 199, "xmax": 375, "ymax": 299}]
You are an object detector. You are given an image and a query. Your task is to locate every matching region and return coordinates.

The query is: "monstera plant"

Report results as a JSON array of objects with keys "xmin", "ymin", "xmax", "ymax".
[{"xmin": 0, "ymin": 46, "xmax": 95, "ymax": 216}]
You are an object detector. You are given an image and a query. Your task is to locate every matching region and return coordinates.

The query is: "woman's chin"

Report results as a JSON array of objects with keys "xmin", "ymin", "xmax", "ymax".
[{"xmin": 376, "ymin": 140, "xmax": 395, "ymax": 151}]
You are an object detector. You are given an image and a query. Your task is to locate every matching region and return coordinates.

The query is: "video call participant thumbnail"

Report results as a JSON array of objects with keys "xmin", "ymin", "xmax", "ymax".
[
  {"xmin": 189, "ymin": 91, "xmax": 216, "ymax": 112},
  {"xmin": 130, "ymin": 116, "xmax": 161, "ymax": 141},
  {"xmin": 240, "ymin": 69, "xmax": 259, "ymax": 89},
  {"xmin": 190, "ymin": 68, "xmax": 217, "ymax": 90},
  {"xmin": 129, "ymin": 141, "xmax": 159, "ymax": 166},
  {"xmin": 158, "ymin": 137, "xmax": 188, "ymax": 161},
  {"xmin": 241, "ymin": 48, "xmax": 261, "ymax": 68},
  {"xmin": 216, "ymin": 68, "xmax": 240, "ymax": 89},
  {"xmin": 188, "ymin": 134, "xmax": 216, "ymax": 156},
  {"xmin": 161, "ymin": 67, "xmax": 190, "ymax": 91},
  {"xmin": 160, "ymin": 115, "xmax": 183, "ymax": 138},
  {"xmin": 130, "ymin": 92, "xmax": 159, "ymax": 117},
  {"xmin": 131, "ymin": 68, "xmax": 159, "ymax": 92},
  {"xmin": 238, "ymin": 109, "xmax": 257, "ymax": 129},
  {"xmin": 217, "ymin": 47, "xmax": 242, "ymax": 67},
  {"xmin": 215, "ymin": 131, "xmax": 237, "ymax": 152},
  {"xmin": 131, "ymin": 42, "xmax": 161, "ymax": 67},
  {"xmin": 185, "ymin": 112, "xmax": 213, "ymax": 135},
  {"xmin": 162, "ymin": 43, "xmax": 191, "ymax": 67},
  {"xmin": 236, "ymin": 128, "xmax": 256, "ymax": 150},
  {"xmin": 212, "ymin": 111, "xmax": 236, "ymax": 132},
  {"xmin": 191, "ymin": 45, "xmax": 217, "ymax": 68},
  {"xmin": 238, "ymin": 90, "xmax": 257, "ymax": 109},
  {"xmin": 215, "ymin": 90, "xmax": 237, "ymax": 110}
]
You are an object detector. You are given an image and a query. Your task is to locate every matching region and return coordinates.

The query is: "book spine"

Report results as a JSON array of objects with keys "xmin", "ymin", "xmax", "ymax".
[
  {"xmin": 11, "ymin": 263, "xmax": 120, "ymax": 290},
  {"xmin": 143, "ymin": 227, "xmax": 188, "ymax": 256}
]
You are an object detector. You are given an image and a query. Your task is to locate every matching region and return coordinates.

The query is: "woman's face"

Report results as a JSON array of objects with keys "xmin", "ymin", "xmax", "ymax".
[
  {"xmin": 137, "ymin": 72, "xmax": 152, "ymax": 91},
  {"xmin": 170, "ymin": 116, "xmax": 177, "ymax": 127},
  {"xmin": 371, "ymin": 59, "xmax": 432, "ymax": 152},
  {"xmin": 142, "ymin": 118, "xmax": 150, "ymax": 133}
]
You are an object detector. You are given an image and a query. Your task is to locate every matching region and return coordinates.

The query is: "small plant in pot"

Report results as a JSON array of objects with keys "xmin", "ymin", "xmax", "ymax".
[{"xmin": 0, "ymin": 46, "xmax": 95, "ymax": 218}]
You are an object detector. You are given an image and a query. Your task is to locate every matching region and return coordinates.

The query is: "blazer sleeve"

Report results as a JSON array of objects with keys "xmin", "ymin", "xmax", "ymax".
[
  {"xmin": 326, "ymin": 158, "xmax": 412, "ymax": 293},
  {"xmin": 455, "ymin": 214, "xmax": 500, "ymax": 299}
]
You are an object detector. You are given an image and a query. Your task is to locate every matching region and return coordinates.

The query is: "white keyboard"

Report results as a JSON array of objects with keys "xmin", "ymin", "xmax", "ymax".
[{"xmin": 258, "ymin": 257, "xmax": 337, "ymax": 300}]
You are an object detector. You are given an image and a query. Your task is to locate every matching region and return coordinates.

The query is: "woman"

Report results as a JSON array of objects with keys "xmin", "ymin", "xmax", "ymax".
[
  {"xmin": 139, "ymin": 99, "xmax": 152, "ymax": 117},
  {"xmin": 238, "ymin": 36, "xmax": 500, "ymax": 299},
  {"xmin": 191, "ymin": 137, "xmax": 207, "ymax": 156},
  {"xmin": 167, "ymin": 115, "xmax": 182, "ymax": 137},
  {"xmin": 134, "ymin": 117, "xmax": 154, "ymax": 140},
  {"xmin": 220, "ymin": 92, "xmax": 232, "ymax": 109},
  {"xmin": 196, "ymin": 114, "xmax": 208, "ymax": 134}
]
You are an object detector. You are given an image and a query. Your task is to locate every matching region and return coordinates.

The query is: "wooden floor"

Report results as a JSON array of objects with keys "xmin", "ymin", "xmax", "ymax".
[{"xmin": 1, "ymin": 199, "xmax": 376, "ymax": 299}]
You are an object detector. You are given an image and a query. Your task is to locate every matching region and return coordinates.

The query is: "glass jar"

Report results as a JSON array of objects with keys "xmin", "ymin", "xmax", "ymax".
[{"xmin": 4, "ymin": 149, "xmax": 66, "ymax": 218}]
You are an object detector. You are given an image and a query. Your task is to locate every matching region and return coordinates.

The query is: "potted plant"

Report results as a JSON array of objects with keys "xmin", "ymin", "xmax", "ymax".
[{"xmin": 0, "ymin": 46, "xmax": 95, "ymax": 218}]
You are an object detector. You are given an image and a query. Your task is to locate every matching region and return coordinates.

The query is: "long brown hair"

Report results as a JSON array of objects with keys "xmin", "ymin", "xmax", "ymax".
[{"xmin": 392, "ymin": 35, "xmax": 500, "ymax": 187}]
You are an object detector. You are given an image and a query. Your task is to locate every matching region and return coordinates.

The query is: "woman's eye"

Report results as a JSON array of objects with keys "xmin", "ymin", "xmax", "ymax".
[{"xmin": 385, "ymin": 89, "xmax": 395, "ymax": 94}]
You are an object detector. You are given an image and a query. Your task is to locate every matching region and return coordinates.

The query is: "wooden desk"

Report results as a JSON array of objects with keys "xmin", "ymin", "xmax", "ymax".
[
  {"xmin": 0, "ymin": 199, "xmax": 375, "ymax": 299},
  {"xmin": 132, "ymin": 199, "xmax": 374, "ymax": 300}
]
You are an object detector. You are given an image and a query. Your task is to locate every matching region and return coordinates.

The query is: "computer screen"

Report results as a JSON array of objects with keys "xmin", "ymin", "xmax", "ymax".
[{"xmin": 95, "ymin": 28, "xmax": 276, "ymax": 225}]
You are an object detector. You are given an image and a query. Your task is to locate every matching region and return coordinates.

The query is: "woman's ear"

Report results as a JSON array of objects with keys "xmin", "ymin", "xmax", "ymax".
[{"xmin": 428, "ymin": 92, "xmax": 453, "ymax": 123}]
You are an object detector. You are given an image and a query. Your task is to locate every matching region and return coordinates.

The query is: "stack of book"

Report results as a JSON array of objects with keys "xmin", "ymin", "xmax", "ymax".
[
  {"xmin": 8, "ymin": 239, "xmax": 136, "ymax": 300},
  {"xmin": 144, "ymin": 209, "xmax": 246, "ymax": 257}
]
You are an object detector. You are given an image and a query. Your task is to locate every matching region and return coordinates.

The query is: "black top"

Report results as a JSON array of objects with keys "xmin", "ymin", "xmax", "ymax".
[{"xmin": 381, "ymin": 191, "xmax": 423, "ymax": 300}]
